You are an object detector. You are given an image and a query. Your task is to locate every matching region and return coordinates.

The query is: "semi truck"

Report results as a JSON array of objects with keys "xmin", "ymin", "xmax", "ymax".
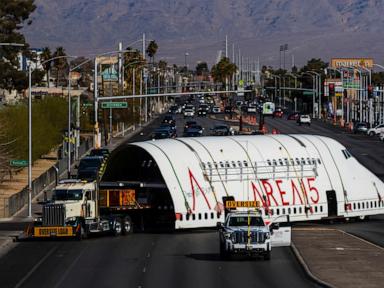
[{"xmin": 21, "ymin": 179, "xmax": 167, "ymax": 239}]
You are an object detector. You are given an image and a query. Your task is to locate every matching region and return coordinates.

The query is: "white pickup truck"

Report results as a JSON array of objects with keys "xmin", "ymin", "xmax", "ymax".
[{"xmin": 217, "ymin": 211, "xmax": 291, "ymax": 260}]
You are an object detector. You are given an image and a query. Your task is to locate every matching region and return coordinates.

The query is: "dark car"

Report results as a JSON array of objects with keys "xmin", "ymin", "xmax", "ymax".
[
  {"xmin": 77, "ymin": 156, "xmax": 105, "ymax": 181},
  {"xmin": 159, "ymin": 123, "xmax": 177, "ymax": 137},
  {"xmin": 287, "ymin": 112, "xmax": 300, "ymax": 120},
  {"xmin": 162, "ymin": 114, "xmax": 176, "ymax": 125},
  {"xmin": 353, "ymin": 122, "xmax": 369, "ymax": 134},
  {"xmin": 151, "ymin": 127, "xmax": 175, "ymax": 139},
  {"xmin": 183, "ymin": 127, "xmax": 203, "ymax": 137},
  {"xmin": 211, "ymin": 125, "xmax": 231, "ymax": 136},
  {"xmin": 273, "ymin": 108, "xmax": 284, "ymax": 118},
  {"xmin": 197, "ymin": 108, "xmax": 207, "ymax": 117},
  {"xmin": 184, "ymin": 120, "xmax": 197, "ymax": 132},
  {"xmin": 89, "ymin": 148, "xmax": 110, "ymax": 159}
]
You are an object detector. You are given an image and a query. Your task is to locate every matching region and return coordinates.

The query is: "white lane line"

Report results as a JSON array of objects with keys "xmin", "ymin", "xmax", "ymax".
[
  {"xmin": 53, "ymin": 248, "xmax": 86, "ymax": 288},
  {"xmin": 142, "ymin": 267, "xmax": 146, "ymax": 273},
  {"xmin": 14, "ymin": 246, "xmax": 57, "ymax": 288}
]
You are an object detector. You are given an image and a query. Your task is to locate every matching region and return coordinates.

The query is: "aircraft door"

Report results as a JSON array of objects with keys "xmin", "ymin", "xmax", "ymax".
[{"xmin": 326, "ymin": 190, "xmax": 337, "ymax": 217}]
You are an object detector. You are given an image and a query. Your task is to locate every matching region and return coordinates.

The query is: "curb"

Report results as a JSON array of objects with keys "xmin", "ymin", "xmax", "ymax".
[{"xmin": 290, "ymin": 242, "xmax": 334, "ymax": 288}]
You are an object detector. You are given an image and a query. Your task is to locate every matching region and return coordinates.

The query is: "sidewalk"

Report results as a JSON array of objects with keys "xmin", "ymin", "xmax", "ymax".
[{"xmin": 292, "ymin": 228, "xmax": 384, "ymax": 288}]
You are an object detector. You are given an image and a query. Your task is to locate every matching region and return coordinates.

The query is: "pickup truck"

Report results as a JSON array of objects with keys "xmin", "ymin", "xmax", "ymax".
[{"xmin": 217, "ymin": 211, "xmax": 290, "ymax": 260}]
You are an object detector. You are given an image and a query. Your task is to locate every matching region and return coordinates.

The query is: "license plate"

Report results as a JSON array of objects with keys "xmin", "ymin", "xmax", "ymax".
[
  {"xmin": 246, "ymin": 245, "xmax": 253, "ymax": 251},
  {"xmin": 34, "ymin": 227, "xmax": 74, "ymax": 237}
]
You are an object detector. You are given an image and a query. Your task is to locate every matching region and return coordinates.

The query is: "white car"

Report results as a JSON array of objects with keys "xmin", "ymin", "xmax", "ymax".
[
  {"xmin": 379, "ymin": 131, "xmax": 384, "ymax": 141},
  {"xmin": 298, "ymin": 114, "xmax": 311, "ymax": 126},
  {"xmin": 367, "ymin": 123, "xmax": 384, "ymax": 136},
  {"xmin": 184, "ymin": 108, "xmax": 195, "ymax": 118}
]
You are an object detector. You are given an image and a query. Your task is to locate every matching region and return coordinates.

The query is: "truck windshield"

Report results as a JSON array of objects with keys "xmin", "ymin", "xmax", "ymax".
[
  {"xmin": 53, "ymin": 189, "xmax": 83, "ymax": 201},
  {"xmin": 228, "ymin": 216, "xmax": 264, "ymax": 227}
]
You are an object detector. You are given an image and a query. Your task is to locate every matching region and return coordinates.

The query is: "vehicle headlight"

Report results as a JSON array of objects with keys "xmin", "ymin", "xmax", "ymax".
[
  {"xmin": 265, "ymin": 232, "xmax": 270, "ymax": 239},
  {"xmin": 66, "ymin": 216, "xmax": 77, "ymax": 223},
  {"xmin": 34, "ymin": 217, "xmax": 42, "ymax": 223},
  {"xmin": 224, "ymin": 232, "xmax": 232, "ymax": 239}
]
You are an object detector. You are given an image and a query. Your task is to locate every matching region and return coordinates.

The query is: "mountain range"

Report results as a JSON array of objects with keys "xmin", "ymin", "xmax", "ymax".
[{"xmin": 23, "ymin": 0, "xmax": 384, "ymax": 68}]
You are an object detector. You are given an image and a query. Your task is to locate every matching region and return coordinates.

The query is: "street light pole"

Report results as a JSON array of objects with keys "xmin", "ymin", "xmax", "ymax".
[{"xmin": 28, "ymin": 64, "xmax": 32, "ymax": 218}]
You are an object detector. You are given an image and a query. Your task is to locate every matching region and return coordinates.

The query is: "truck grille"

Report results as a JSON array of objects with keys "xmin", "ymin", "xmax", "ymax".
[
  {"xmin": 234, "ymin": 230, "xmax": 266, "ymax": 244},
  {"xmin": 42, "ymin": 204, "xmax": 65, "ymax": 226}
]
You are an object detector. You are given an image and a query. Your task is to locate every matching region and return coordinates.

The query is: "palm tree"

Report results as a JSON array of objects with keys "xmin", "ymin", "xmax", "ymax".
[
  {"xmin": 146, "ymin": 40, "xmax": 158, "ymax": 64},
  {"xmin": 211, "ymin": 57, "xmax": 237, "ymax": 86},
  {"xmin": 40, "ymin": 47, "xmax": 52, "ymax": 87},
  {"xmin": 52, "ymin": 47, "xmax": 68, "ymax": 87}
]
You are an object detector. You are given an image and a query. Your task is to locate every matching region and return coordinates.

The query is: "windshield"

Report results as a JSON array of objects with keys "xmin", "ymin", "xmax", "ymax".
[
  {"xmin": 228, "ymin": 216, "xmax": 264, "ymax": 227},
  {"xmin": 53, "ymin": 189, "xmax": 83, "ymax": 201},
  {"xmin": 79, "ymin": 158, "xmax": 102, "ymax": 169}
]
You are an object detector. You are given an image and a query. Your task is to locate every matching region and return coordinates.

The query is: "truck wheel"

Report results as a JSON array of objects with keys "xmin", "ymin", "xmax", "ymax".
[
  {"xmin": 263, "ymin": 250, "xmax": 271, "ymax": 260},
  {"xmin": 113, "ymin": 218, "xmax": 122, "ymax": 237},
  {"xmin": 76, "ymin": 224, "xmax": 88, "ymax": 241},
  {"xmin": 122, "ymin": 216, "xmax": 133, "ymax": 235}
]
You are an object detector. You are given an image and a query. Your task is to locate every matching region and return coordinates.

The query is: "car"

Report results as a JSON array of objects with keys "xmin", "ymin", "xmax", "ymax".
[
  {"xmin": 197, "ymin": 108, "xmax": 207, "ymax": 117},
  {"xmin": 159, "ymin": 123, "xmax": 177, "ymax": 136},
  {"xmin": 183, "ymin": 108, "xmax": 195, "ymax": 118},
  {"xmin": 367, "ymin": 123, "xmax": 384, "ymax": 136},
  {"xmin": 199, "ymin": 104, "xmax": 210, "ymax": 112},
  {"xmin": 379, "ymin": 131, "xmax": 384, "ymax": 141},
  {"xmin": 162, "ymin": 114, "xmax": 176, "ymax": 125},
  {"xmin": 287, "ymin": 112, "xmax": 300, "ymax": 120},
  {"xmin": 77, "ymin": 156, "xmax": 105, "ymax": 181},
  {"xmin": 151, "ymin": 127, "xmax": 175, "ymax": 139},
  {"xmin": 89, "ymin": 148, "xmax": 110, "ymax": 160},
  {"xmin": 184, "ymin": 120, "xmax": 197, "ymax": 131},
  {"xmin": 211, "ymin": 124, "xmax": 231, "ymax": 136},
  {"xmin": 353, "ymin": 122, "xmax": 368, "ymax": 134},
  {"xmin": 247, "ymin": 104, "xmax": 257, "ymax": 113},
  {"xmin": 273, "ymin": 108, "xmax": 283, "ymax": 118},
  {"xmin": 297, "ymin": 114, "xmax": 311, "ymax": 126},
  {"xmin": 183, "ymin": 126, "xmax": 203, "ymax": 137},
  {"xmin": 211, "ymin": 106, "xmax": 221, "ymax": 113}
]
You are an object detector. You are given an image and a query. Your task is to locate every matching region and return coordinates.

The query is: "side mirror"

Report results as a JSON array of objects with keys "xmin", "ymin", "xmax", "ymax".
[
  {"xmin": 269, "ymin": 223, "xmax": 279, "ymax": 231},
  {"xmin": 216, "ymin": 222, "xmax": 223, "ymax": 229}
]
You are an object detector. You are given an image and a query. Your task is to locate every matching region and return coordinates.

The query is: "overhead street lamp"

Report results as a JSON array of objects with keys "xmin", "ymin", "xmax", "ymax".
[
  {"xmin": 0, "ymin": 43, "xmax": 25, "ymax": 47},
  {"xmin": 27, "ymin": 55, "xmax": 76, "ymax": 217}
]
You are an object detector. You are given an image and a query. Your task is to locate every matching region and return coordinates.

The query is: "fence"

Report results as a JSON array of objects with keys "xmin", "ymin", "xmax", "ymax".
[{"xmin": 1, "ymin": 137, "xmax": 93, "ymax": 218}]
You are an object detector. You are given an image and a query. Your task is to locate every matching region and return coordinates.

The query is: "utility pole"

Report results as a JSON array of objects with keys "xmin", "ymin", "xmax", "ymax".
[{"xmin": 28, "ymin": 64, "xmax": 32, "ymax": 218}]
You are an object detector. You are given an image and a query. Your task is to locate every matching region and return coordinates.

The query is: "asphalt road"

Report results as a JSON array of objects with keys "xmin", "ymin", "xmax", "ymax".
[{"xmin": 1, "ymin": 104, "xmax": 383, "ymax": 288}]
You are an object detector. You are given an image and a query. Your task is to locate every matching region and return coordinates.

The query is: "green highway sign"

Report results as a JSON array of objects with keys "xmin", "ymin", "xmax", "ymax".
[
  {"xmin": 101, "ymin": 102, "xmax": 128, "ymax": 109},
  {"xmin": 343, "ymin": 83, "xmax": 360, "ymax": 89},
  {"xmin": 82, "ymin": 103, "xmax": 93, "ymax": 107},
  {"xmin": 10, "ymin": 160, "xmax": 28, "ymax": 167},
  {"xmin": 303, "ymin": 91, "xmax": 314, "ymax": 96}
]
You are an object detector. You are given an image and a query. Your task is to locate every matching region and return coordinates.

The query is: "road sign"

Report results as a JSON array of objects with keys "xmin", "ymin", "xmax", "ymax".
[
  {"xmin": 101, "ymin": 102, "xmax": 128, "ymax": 109},
  {"xmin": 82, "ymin": 103, "xmax": 93, "ymax": 107},
  {"xmin": 303, "ymin": 91, "xmax": 314, "ymax": 96},
  {"xmin": 10, "ymin": 160, "xmax": 28, "ymax": 167}
]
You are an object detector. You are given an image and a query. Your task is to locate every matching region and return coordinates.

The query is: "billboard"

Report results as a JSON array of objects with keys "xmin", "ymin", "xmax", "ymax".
[{"xmin": 330, "ymin": 58, "xmax": 373, "ymax": 69}]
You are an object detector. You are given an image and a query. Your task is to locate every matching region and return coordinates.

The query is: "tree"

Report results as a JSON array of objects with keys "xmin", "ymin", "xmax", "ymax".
[
  {"xmin": 301, "ymin": 58, "xmax": 328, "ymax": 74},
  {"xmin": 158, "ymin": 60, "xmax": 167, "ymax": 71},
  {"xmin": 52, "ymin": 47, "xmax": 68, "ymax": 87},
  {"xmin": 196, "ymin": 62, "xmax": 208, "ymax": 76},
  {"xmin": 211, "ymin": 57, "xmax": 237, "ymax": 86},
  {"xmin": 40, "ymin": 47, "xmax": 52, "ymax": 87},
  {"xmin": 0, "ymin": 0, "xmax": 36, "ymax": 91},
  {"xmin": 146, "ymin": 40, "xmax": 158, "ymax": 64}
]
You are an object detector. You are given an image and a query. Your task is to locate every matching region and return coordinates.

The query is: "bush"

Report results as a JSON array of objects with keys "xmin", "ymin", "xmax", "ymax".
[{"xmin": 0, "ymin": 96, "xmax": 68, "ymax": 162}]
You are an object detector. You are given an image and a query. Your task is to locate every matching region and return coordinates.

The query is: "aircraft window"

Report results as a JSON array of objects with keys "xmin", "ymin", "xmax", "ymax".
[
  {"xmin": 204, "ymin": 213, "xmax": 208, "ymax": 220},
  {"xmin": 225, "ymin": 161, "xmax": 230, "ymax": 168},
  {"xmin": 320, "ymin": 205, "xmax": 323, "ymax": 213},
  {"xmin": 267, "ymin": 160, "xmax": 272, "ymax": 166},
  {"xmin": 141, "ymin": 160, "xmax": 147, "ymax": 167},
  {"xmin": 211, "ymin": 212, "xmax": 214, "ymax": 219},
  {"xmin": 290, "ymin": 159, "xmax": 295, "ymax": 165},
  {"xmin": 237, "ymin": 161, "xmax": 242, "ymax": 167},
  {"xmin": 192, "ymin": 214, "xmax": 196, "ymax": 220},
  {"xmin": 358, "ymin": 203, "xmax": 361, "ymax": 209},
  {"xmin": 353, "ymin": 203, "xmax": 356, "ymax": 210},
  {"xmin": 366, "ymin": 202, "xmax": 369, "ymax": 209},
  {"xmin": 272, "ymin": 159, "xmax": 277, "ymax": 166},
  {"xmin": 370, "ymin": 201, "xmax": 373, "ymax": 208},
  {"xmin": 276, "ymin": 208, "xmax": 280, "ymax": 215},
  {"xmin": 299, "ymin": 207, "xmax": 302, "ymax": 214},
  {"xmin": 314, "ymin": 206, "xmax": 318, "ymax": 213},
  {"xmin": 312, "ymin": 158, "xmax": 316, "ymax": 165},
  {"xmin": 282, "ymin": 208, "xmax": 286, "ymax": 215},
  {"xmin": 362, "ymin": 202, "xmax": 365, "ymax": 209},
  {"xmin": 214, "ymin": 162, "xmax": 218, "ymax": 168},
  {"xmin": 296, "ymin": 158, "xmax": 300, "ymax": 165},
  {"xmin": 219, "ymin": 162, "xmax": 224, "ymax": 168},
  {"xmin": 243, "ymin": 161, "xmax": 248, "ymax": 167},
  {"xmin": 231, "ymin": 161, "xmax": 236, "ymax": 168},
  {"xmin": 374, "ymin": 201, "xmax": 377, "ymax": 208},
  {"xmin": 186, "ymin": 214, "xmax": 190, "ymax": 221},
  {"xmin": 179, "ymin": 214, "xmax": 183, "ymax": 221},
  {"xmin": 270, "ymin": 209, "xmax": 274, "ymax": 215},
  {"xmin": 217, "ymin": 212, "xmax": 221, "ymax": 219},
  {"xmin": 284, "ymin": 158, "xmax": 289, "ymax": 165},
  {"xmin": 198, "ymin": 213, "xmax": 202, "ymax": 220},
  {"xmin": 202, "ymin": 162, "xmax": 206, "ymax": 169},
  {"xmin": 293, "ymin": 207, "xmax": 297, "ymax": 214},
  {"xmin": 317, "ymin": 159, "xmax": 322, "ymax": 165},
  {"xmin": 288, "ymin": 207, "xmax": 291, "ymax": 214},
  {"xmin": 301, "ymin": 158, "xmax": 305, "ymax": 165},
  {"xmin": 278, "ymin": 159, "xmax": 284, "ymax": 165},
  {"xmin": 306, "ymin": 158, "xmax": 311, "ymax": 164}
]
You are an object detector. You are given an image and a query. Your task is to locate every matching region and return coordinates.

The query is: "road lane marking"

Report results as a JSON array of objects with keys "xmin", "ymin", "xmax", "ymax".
[
  {"xmin": 53, "ymin": 248, "xmax": 86, "ymax": 288},
  {"xmin": 14, "ymin": 246, "xmax": 57, "ymax": 288}
]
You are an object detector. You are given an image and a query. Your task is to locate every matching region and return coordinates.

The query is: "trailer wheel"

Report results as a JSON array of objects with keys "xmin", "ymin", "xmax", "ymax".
[
  {"xmin": 113, "ymin": 218, "xmax": 122, "ymax": 237},
  {"xmin": 122, "ymin": 216, "xmax": 133, "ymax": 235}
]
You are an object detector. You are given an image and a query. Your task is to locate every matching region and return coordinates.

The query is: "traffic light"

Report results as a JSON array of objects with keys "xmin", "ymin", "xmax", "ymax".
[
  {"xmin": 329, "ymin": 83, "xmax": 335, "ymax": 97},
  {"xmin": 368, "ymin": 85, "xmax": 373, "ymax": 98}
]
